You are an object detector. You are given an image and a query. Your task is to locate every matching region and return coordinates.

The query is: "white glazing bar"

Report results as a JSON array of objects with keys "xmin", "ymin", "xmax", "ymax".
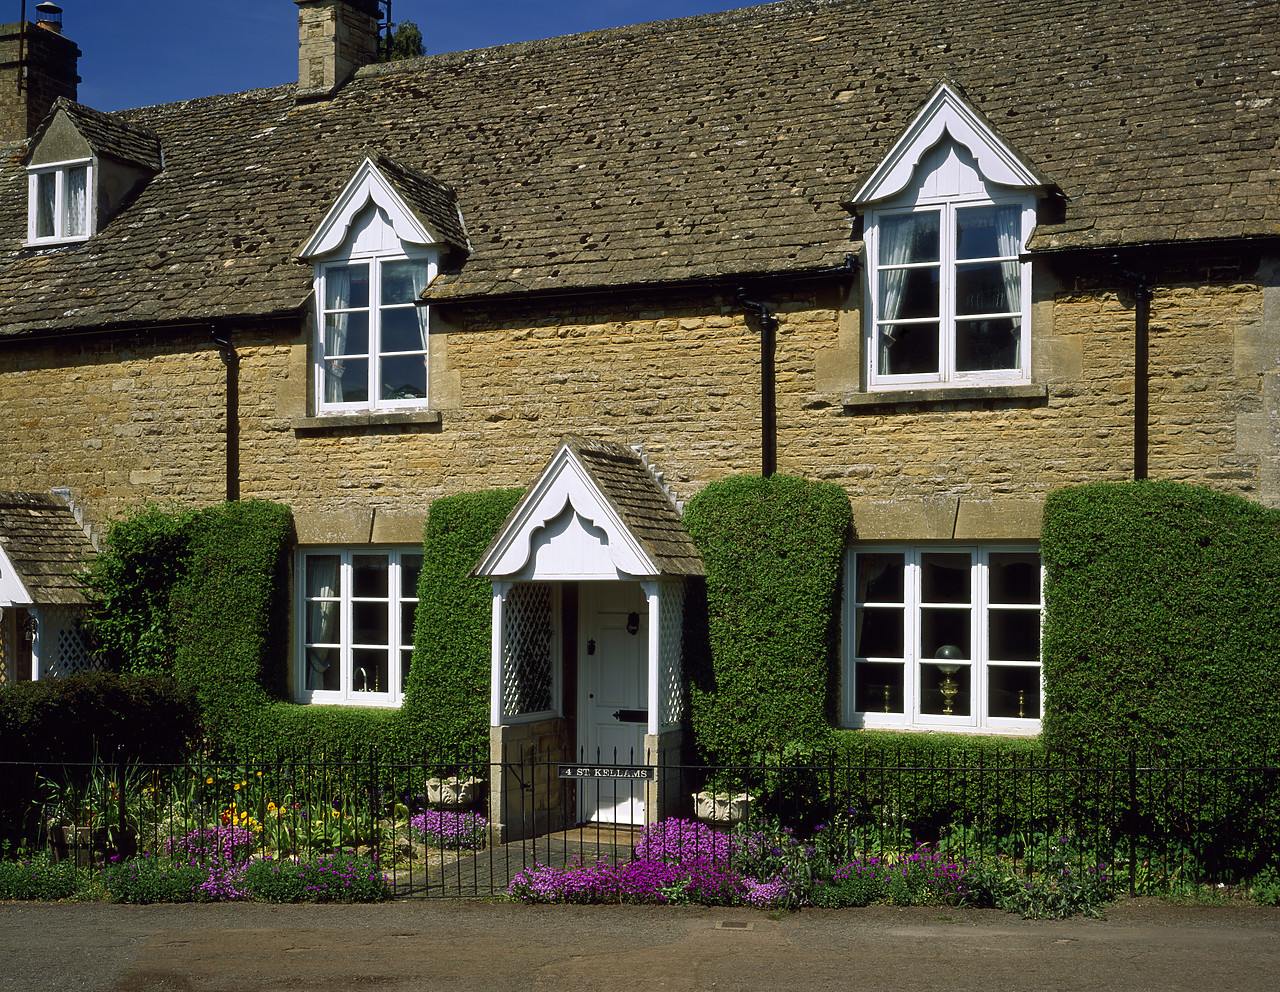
[
  {"xmin": 643, "ymin": 581, "xmax": 660, "ymax": 736},
  {"xmin": 489, "ymin": 583, "xmax": 507, "ymax": 726}
]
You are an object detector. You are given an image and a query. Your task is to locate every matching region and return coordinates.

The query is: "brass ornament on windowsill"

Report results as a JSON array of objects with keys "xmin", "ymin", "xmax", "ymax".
[{"xmin": 934, "ymin": 644, "xmax": 964, "ymax": 717}]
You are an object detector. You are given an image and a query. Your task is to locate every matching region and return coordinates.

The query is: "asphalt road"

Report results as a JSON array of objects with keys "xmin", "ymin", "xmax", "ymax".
[{"xmin": 1, "ymin": 898, "xmax": 1277, "ymax": 991}]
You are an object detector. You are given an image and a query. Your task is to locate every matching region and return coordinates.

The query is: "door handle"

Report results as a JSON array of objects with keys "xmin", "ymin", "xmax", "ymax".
[{"xmin": 611, "ymin": 709, "xmax": 648, "ymax": 723}]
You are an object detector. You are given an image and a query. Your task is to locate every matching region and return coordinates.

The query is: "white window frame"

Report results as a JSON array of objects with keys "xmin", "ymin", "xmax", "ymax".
[
  {"xmin": 313, "ymin": 247, "xmax": 435, "ymax": 414},
  {"xmin": 295, "ymin": 546, "xmax": 422, "ymax": 707},
  {"xmin": 26, "ymin": 158, "xmax": 93, "ymax": 245},
  {"xmin": 843, "ymin": 544, "xmax": 1043, "ymax": 734},
  {"xmin": 865, "ymin": 193, "xmax": 1034, "ymax": 390}
]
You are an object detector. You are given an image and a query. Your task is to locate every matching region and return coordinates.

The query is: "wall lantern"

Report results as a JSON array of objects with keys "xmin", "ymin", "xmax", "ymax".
[
  {"xmin": 22, "ymin": 614, "xmax": 38, "ymax": 643},
  {"xmin": 626, "ymin": 612, "xmax": 640, "ymax": 636}
]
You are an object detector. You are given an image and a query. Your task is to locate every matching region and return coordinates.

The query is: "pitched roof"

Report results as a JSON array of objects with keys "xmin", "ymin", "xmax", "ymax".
[
  {"xmin": 0, "ymin": 492, "xmax": 94, "ymax": 606},
  {"xmin": 369, "ymin": 151, "xmax": 470, "ymax": 254},
  {"xmin": 26, "ymin": 97, "xmax": 163, "ymax": 172},
  {"xmin": 1, "ymin": 0, "xmax": 1278, "ymax": 336},
  {"xmin": 474, "ymin": 435, "xmax": 705, "ymax": 580},
  {"xmin": 564, "ymin": 436, "xmax": 705, "ymax": 578}
]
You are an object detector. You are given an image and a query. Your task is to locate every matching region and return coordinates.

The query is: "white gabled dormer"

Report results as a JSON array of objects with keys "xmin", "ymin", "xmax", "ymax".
[
  {"xmin": 847, "ymin": 83, "xmax": 1059, "ymax": 392},
  {"xmin": 298, "ymin": 151, "xmax": 469, "ymax": 414},
  {"xmin": 23, "ymin": 97, "xmax": 162, "ymax": 247}
]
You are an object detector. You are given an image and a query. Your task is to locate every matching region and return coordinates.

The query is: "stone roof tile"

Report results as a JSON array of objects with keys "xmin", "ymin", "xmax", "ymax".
[
  {"xmin": 1, "ymin": 0, "xmax": 1278, "ymax": 335},
  {"xmin": 0, "ymin": 493, "xmax": 94, "ymax": 606}
]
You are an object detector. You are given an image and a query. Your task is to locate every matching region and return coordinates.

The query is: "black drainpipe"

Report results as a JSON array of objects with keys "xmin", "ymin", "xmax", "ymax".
[
  {"xmin": 1114, "ymin": 265, "xmax": 1153, "ymax": 481},
  {"xmin": 737, "ymin": 289, "xmax": 778, "ymax": 477},
  {"xmin": 211, "ymin": 323, "xmax": 240, "ymax": 501}
]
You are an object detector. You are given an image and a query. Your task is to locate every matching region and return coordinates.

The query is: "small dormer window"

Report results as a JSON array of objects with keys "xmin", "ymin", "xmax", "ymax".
[
  {"xmin": 28, "ymin": 160, "xmax": 91, "ymax": 243},
  {"xmin": 849, "ymin": 83, "xmax": 1057, "ymax": 393}
]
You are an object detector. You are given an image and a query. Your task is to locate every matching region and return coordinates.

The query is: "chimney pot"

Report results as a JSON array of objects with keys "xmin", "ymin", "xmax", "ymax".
[{"xmin": 36, "ymin": 2, "xmax": 64, "ymax": 35}]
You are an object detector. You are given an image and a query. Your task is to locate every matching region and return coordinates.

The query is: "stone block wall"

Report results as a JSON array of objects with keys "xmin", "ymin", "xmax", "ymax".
[{"xmin": 0, "ymin": 251, "xmax": 1276, "ymax": 543}]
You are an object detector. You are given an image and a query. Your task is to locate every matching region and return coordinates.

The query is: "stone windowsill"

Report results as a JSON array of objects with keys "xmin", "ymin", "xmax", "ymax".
[
  {"xmin": 842, "ymin": 382, "xmax": 1048, "ymax": 411},
  {"xmin": 292, "ymin": 410, "xmax": 443, "ymax": 433}
]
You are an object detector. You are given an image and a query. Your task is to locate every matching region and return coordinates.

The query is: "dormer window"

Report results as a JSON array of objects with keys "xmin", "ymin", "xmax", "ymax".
[
  {"xmin": 848, "ymin": 83, "xmax": 1057, "ymax": 392},
  {"xmin": 28, "ymin": 160, "xmax": 91, "ymax": 243},
  {"xmin": 867, "ymin": 191, "xmax": 1033, "ymax": 386},
  {"xmin": 298, "ymin": 151, "xmax": 470, "ymax": 417},
  {"xmin": 319, "ymin": 253, "xmax": 431, "ymax": 407}
]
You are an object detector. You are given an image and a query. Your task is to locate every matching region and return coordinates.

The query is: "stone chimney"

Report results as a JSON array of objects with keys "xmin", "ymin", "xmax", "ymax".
[
  {"xmin": 295, "ymin": 0, "xmax": 381, "ymax": 102},
  {"xmin": 0, "ymin": 4, "xmax": 80, "ymax": 144}
]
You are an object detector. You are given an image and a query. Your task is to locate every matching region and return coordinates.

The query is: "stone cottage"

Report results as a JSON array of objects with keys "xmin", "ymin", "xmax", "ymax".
[{"xmin": 1, "ymin": 0, "xmax": 1278, "ymax": 826}]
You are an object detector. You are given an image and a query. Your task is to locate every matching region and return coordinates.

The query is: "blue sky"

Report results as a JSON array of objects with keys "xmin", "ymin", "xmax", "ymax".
[{"xmin": 34, "ymin": 1, "xmax": 758, "ymax": 111}]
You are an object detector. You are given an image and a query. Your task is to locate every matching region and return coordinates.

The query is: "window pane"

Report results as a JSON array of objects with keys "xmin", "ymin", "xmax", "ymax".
[
  {"xmin": 324, "ymin": 357, "xmax": 368, "ymax": 403},
  {"xmin": 879, "ymin": 211, "xmax": 940, "ymax": 265},
  {"xmin": 921, "ymin": 662, "xmax": 970, "ymax": 716},
  {"xmin": 956, "ymin": 261, "xmax": 1013, "ymax": 316},
  {"xmin": 352, "ymin": 649, "xmax": 388, "ymax": 692},
  {"xmin": 989, "ymin": 609, "xmax": 1040, "ymax": 661},
  {"xmin": 381, "ymin": 259, "xmax": 428, "ymax": 305},
  {"xmin": 921, "ymin": 553, "xmax": 971, "ymax": 603},
  {"xmin": 305, "ymin": 555, "xmax": 341, "ymax": 598},
  {"xmin": 63, "ymin": 166, "xmax": 87, "ymax": 237},
  {"xmin": 988, "ymin": 665, "xmax": 1040, "ymax": 719},
  {"xmin": 381, "ymin": 307, "xmax": 426, "ymax": 353},
  {"xmin": 306, "ymin": 647, "xmax": 340, "ymax": 691},
  {"xmin": 36, "ymin": 172, "xmax": 55, "ymax": 238},
  {"xmin": 401, "ymin": 648, "xmax": 413, "ymax": 693},
  {"xmin": 879, "ymin": 266, "xmax": 940, "ymax": 320},
  {"xmin": 855, "ymin": 553, "xmax": 904, "ymax": 603},
  {"xmin": 400, "ymin": 602, "xmax": 417, "ymax": 647},
  {"xmin": 855, "ymin": 661, "xmax": 903, "ymax": 714},
  {"xmin": 880, "ymin": 323, "xmax": 939, "ymax": 375},
  {"xmin": 989, "ymin": 553, "xmax": 1041, "ymax": 604},
  {"xmin": 400, "ymin": 554, "xmax": 423, "ymax": 598},
  {"xmin": 855, "ymin": 606, "xmax": 904, "ymax": 658},
  {"xmin": 353, "ymin": 555, "xmax": 388, "ymax": 598},
  {"xmin": 325, "ymin": 264, "xmax": 369, "ymax": 310},
  {"xmin": 381, "ymin": 355, "xmax": 427, "ymax": 400},
  {"xmin": 956, "ymin": 204, "xmax": 1020, "ymax": 260},
  {"xmin": 325, "ymin": 312, "xmax": 368, "ymax": 357},
  {"xmin": 920, "ymin": 607, "xmax": 970, "ymax": 660},
  {"xmin": 956, "ymin": 318, "xmax": 1020, "ymax": 372},
  {"xmin": 353, "ymin": 601, "xmax": 389, "ymax": 645}
]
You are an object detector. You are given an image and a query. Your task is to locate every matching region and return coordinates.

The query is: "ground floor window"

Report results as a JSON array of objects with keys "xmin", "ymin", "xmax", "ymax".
[
  {"xmin": 844, "ymin": 544, "xmax": 1042, "ymax": 732},
  {"xmin": 297, "ymin": 547, "xmax": 422, "ymax": 705}
]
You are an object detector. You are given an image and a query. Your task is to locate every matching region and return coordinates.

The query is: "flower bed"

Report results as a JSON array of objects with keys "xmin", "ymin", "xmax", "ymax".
[{"xmin": 508, "ymin": 816, "xmax": 1118, "ymax": 918}]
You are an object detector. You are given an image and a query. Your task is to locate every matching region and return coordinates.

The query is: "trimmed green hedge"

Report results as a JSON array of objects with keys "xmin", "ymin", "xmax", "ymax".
[
  {"xmin": 82, "ymin": 503, "xmax": 197, "ymax": 677},
  {"xmin": 683, "ymin": 474, "xmax": 851, "ymax": 763},
  {"xmin": 1041, "ymin": 480, "xmax": 1280, "ymax": 756},
  {"xmin": 0, "ymin": 671, "xmax": 199, "ymax": 843},
  {"xmin": 401, "ymin": 488, "xmax": 525, "ymax": 757},
  {"xmin": 169, "ymin": 500, "xmax": 294, "ymax": 743},
  {"xmin": 0, "ymin": 671, "xmax": 199, "ymax": 764}
]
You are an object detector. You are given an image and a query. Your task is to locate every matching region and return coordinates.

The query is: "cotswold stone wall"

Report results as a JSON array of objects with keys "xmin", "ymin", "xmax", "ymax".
[
  {"xmin": 0, "ymin": 329, "xmax": 229, "ymax": 541},
  {"xmin": 1, "ymin": 253, "xmax": 1276, "ymax": 544}
]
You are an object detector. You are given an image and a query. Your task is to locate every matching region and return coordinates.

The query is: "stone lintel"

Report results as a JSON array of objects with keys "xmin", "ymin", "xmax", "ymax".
[{"xmin": 293, "ymin": 508, "xmax": 374, "ymax": 544}]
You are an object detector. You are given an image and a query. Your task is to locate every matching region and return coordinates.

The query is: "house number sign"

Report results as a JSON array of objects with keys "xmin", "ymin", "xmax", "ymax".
[{"xmin": 557, "ymin": 765, "xmax": 656, "ymax": 781}]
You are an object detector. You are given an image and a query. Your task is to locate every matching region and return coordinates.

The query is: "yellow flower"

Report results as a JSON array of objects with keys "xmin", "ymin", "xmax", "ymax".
[
  {"xmin": 233, "ymin": 783, "xmax": 241, "ymax": 792},
  {"xmin": 267, "ymin": 802, "xmax": 277, "ymax": 812},
  {"xmin": 256, "ymin": 771, "xmax": 263, "ymax": 778},
  {"xmin": 331, "ymin": 810, "xmax": 340, "ymax": 818},
  {"xmin": 206, "ymin": 777, "xmax": 214, "ymax": 785}
]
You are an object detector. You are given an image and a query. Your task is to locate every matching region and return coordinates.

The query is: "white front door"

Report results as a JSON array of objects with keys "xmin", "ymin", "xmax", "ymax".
[{"xmin": 579, "ymin": 582, "xmax": 649, "ymax": 824}]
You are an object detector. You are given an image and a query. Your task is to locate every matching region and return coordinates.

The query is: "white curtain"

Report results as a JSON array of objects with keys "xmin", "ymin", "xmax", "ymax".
[
  {"xmin": 411, "ymin": 261, "xmax": 431, "ymax": 389},
  {"xmin": 36, "ymin": 172, "xmax": 56, "ymax": 238},
  {"xmin": 63, "ymin": 166, "xmax": 87, "ymax": 237},
  {"xmin": 305, "ymin": 556, "xmax": 340, "ymax": 690},
  {"xmin": 877, "ymin": 215, "xmax": 919, "ymax": 373},
  {"xmin": 323, "ymin": 267, "xmax": 351, "ymax": 404},
  {"xmin": 995, "ymin": 207, "xmax": 1023, "ymax": 364}
]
